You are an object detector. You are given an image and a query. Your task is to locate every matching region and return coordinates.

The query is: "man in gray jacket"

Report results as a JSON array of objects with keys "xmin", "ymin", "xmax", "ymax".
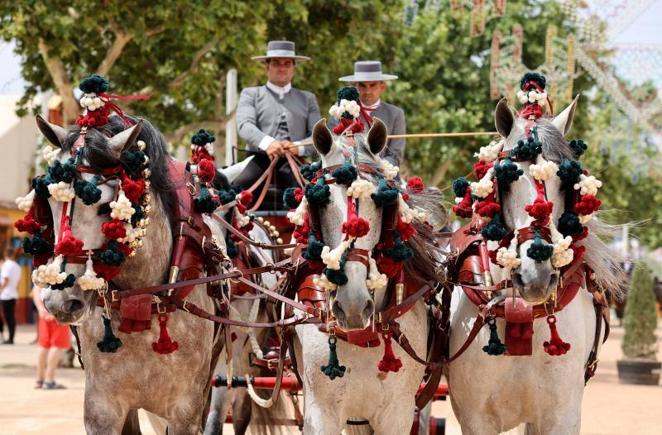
[
  {"xmin": 334, "ymin": 60, "xmax": 406, "ymax": 166},
  {"xmin": 234, "ymin": 40, "xmax": 321, "ymax": 189}
]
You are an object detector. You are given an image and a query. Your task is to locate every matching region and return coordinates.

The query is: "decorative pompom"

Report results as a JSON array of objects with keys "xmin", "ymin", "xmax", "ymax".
[
  {"xmin": 32, "ymin": 255, "xmax": 67, "ymax": 287},
  {"xmin": 79, "ymin": 74, "xmax": 109, "ymax": 94},
  {"xmin": 14, "ymin": 211, "xmax": 41, "ymax": 234},
  {"xmin": 97, "ymin": 316, "xmax": 122, "ymax": 353},
  {"xmin": 473, "ymin": 160, "xmax": 492, "ymax": 179},
  {"xmin": 396, "ymin": 217, "xmax": 416, "ymax": 241},
  {"xmin": 475, "ymin": 141, "xmax": 502, "ymax": 163},
  {"xmin": 313, "ymin": 273, "xmax": 337, "ymax": 291},
  {"xmin": 42, "ymin": 145, "xmax": 60, "ymax": 166},
  {"xmin": 342, "ymin": 216, "xmax": 370, "ymax": 238},
  {"xmin": 197, "ymin": 159, "xmax": 216, "ymax": 184},
  {"xmin": 525, "ymin": 197, "xmax": 554, "ymax": 223},
  {"xmin": 558, "ymin": 212, "xmax": 583, "ymax": 237},
  {"xmin": 191, "ymin": 129, "xmax": 216, "ymax": 146},
  {"xmin": 283, "ymin": 187, "xmax": 304, "ymax": 209},
  {"xmin": 51, "ymin": 273, "xmax": 76, "ymax": 290},
  {"xmin": 569, "ymin": 139, "xmax": 587, "ymax": 158},
  {"xmin": 110, "ymin": 191, "xmax": 135, "ymax": 221},
  {"xmin": 471, "ymin": 167, "xmax": 496, "ymax": 198},
  {"xmin": 384, "ymin": 238, "xmax": 413, "ymax": 262},
  {"xmin": 452, "ymin": 177, "xmax": 470, "ymax": 198},
  {"xmin": 543, "ymin": 315, "xmax": 571, "ymax": 356},
  {"xmin": 48, "ymin": 181, "xmax": 76, "ymax": 202},
  {"xmin": 380, "ymin": 159, "xmax": 399, "ymax": 181},
  {"xmin": 320, "ymin": 336, "xmax": 346, "ymax": 380},
  {"xmin": 510, "ymin": 136, "xmax": 542, "ymax": 162},
  {"xmin": 32, "ymin": 176, "xmax": 52, "ymax": 198},
  {"xmin": 493, "ymin": 160, "xmax": 522, "ymax": 193},
  {"xmin": 226, "ymin": 236, "xmax": 239, "ymax": 258},
  {"xmin": 575, "ymin": 195, "xmax": 601, "ymax": 216},
  {"xmin": 551, "ymin": 235, "xmax": 574, "ymax": 268},
  {"xmin": 292, "ymin": 217, "xmax": 310, "ymax": 243},
  {"xmin": 218, "ymin": 188, "xmax": 237, "ymax": 205},
  {"xmin": 475, "ymin": 194, "xmax": 501, "ymax": 218},
  {"xmin": 74, "ymin": 178, "xmax": 102, "ymax": 205},
  {"xmin": 557, "ymin": 159, "xmax": 583, "ymax": 189},
  {"xmin": 194, "ymin": 185, "xmax": 220, "ymax": 213},
  {"xmin": 406, "ymin": 176, "xmax": 425, "ymax": 193},
  {"xmin": 300, "ymin": 161, "xmax": 322, "ymax": 181},
  {"xmin": 97, "ymin": 240, "xmax": 127, "ymax": 266},
  {"xmin": 526, "ymin": 235, "xmax": 553, "ymax": 262},
  {"xmin": 337, "ymin": 86, "xmax": 360, "ymax": 103},
  {"xmin": 77, "ymin": 257, "xmax": 106, "ymax": 291},
  {"xmin": 23, "ymin": 233, "xmax": 53, "ymax": 256},
  {"xmin": 321, "ymin": 240, "xmax": 350, "ymax": 270},
  {"xmin": 302, "ymin": 234, "xmax": 324, "ymax": 261},
  {"xmin": 48, "ymin": 160, "xmax": 77, "ymax": 184},
  {"xmin": 496, "ymin": 246, "xmax": 521, "ymax": 269},
  {"xmin": 371, "ymin": 179, "xmax": 399, "ymax": 207},
  {"xmin": 366, "ymin": 258, "xmax": 388, "ymax": 290},
  {"xmin": 520, "ymin": 72, "xmax": 546, "ymax": 91},
  {"xmin": 452, "ymin": 189, "xmax": 473, "ymax": 218},
  {"xmin": 120, "ymin": 177, "xmax": 145, "ymax": 204},
  {"xmin": 574, "ymin": 175, "xmax": 602, "ymax": 196},
  {"xmin": 481, "ymin": 214, "xmax": 508, "ymax": 241},
  {"xmin": 55, "ymin": 224, "xmax": 85, "ymax": 257},
  {"xmin": 529, "ymin": 160, "xmax": 558, "ymax": 182},
  {"xmin": 152, "ymin": 314, "xmax": 179, "ymax": 354},
  {"xmin": 482, "ymin": 318, "xmax": 507, "ymax": 355},
  {"xmin": 287, "ymin": 197, "xmax": 308, "ymax": 226},
  {"xmin": 378, "ymin": 333, "xmax": 402, "ymax": 373},
  {"xmin": 121, "ymin": 150, "xmax": 147, "ymax": 174},
  {"xmin": 347, "ymin": 179, "xmax": 375, "ymax": 200},
  {"xmin": 375, "ymin": 255, "xmax": 403, "ymax": 278},
  {"xmin": 15, "ymin": 189, "xmax": 36, "ymax": 212},
  {"xmin": 325, "ymin": 267, "xmax": 348, "ymax": 286},
  {"xmin": 305, "ymin": 178, "xmax": 331, "ymax": 206},
  {"xmin": 101, "ymin": 219, "xmax": 127, "ymax": 240},
  {"xmin": 331, "ymin": 162, "xmax": 358, "ymax": 186}
]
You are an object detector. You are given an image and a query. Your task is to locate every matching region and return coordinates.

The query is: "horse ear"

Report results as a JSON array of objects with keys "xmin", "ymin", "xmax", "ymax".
[
  {"xmin": 494, "ymin": 98, "xmax": 514, "ymax": 138},
  {"xmin": 36, "ymin": 115, "xmax": 67, "ymax": 148},
  {"xmin": 552, "ymin": 94, "xmax": 579, "ymax": 137},
  {"xmin": 108, "ymin": 121, "xmax": 144, "ymax": 157},
  {"xmin": 367, "ymin": 117, "xmax": 388, "ymax": 155},
  {"xmin": 313, "ymin": 118, "xmax": 333, "ymax": 156}
]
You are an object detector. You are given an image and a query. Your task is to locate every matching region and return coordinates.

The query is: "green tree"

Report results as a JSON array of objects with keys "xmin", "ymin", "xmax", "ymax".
[{"xmin": 622, "ymin": 262, "xmax": 658, "ymax": 360}]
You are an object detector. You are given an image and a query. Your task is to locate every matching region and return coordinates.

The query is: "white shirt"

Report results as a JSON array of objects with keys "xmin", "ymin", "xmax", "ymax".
[
  {"xmin": 1, "ymin": 259, "xmax": 20, "ymax": 300},
  {"xmin": 259, "ymin": 82, "xmax": 303, "ymax": 155},
  {"xmin": 360, "ymin": 99, "xmax": 381, "ymax": 110}
]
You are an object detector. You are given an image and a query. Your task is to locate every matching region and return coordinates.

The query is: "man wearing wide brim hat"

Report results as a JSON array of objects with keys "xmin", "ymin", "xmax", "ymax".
[
  {"xmin": 331, "ymin": 60, "xmax": 406, "ymax": 166},
  {"xmin": 235, "ymin": 40, "xmax": 321, "ymax": 191}
]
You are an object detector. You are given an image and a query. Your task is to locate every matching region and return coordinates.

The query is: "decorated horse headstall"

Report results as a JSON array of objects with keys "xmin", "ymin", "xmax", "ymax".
[{"xmin": 451, "ymin": 73, "xmax": 602, "ymax": 357}]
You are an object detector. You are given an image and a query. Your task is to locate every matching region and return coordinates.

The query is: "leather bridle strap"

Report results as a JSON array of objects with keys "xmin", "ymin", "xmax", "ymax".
[
  {"xmin": 284, "ymin": 153, "xmax": 307, "ymax": 188},
  {"xmin": 212, "ymin": 213, "xmax": 297, "ymax": 250},
  {"xmin": 236, "ymin": 276, "xmax": 320, "ymax": 316},
  {"xmin": 246, "ymin": 157, "xmax": 278, "ymax": 212}
]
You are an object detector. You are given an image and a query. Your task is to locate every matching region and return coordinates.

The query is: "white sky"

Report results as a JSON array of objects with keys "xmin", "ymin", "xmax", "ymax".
[{"xmin": 0, "ymin": 1, "xmax": 660, "ymax": 96}]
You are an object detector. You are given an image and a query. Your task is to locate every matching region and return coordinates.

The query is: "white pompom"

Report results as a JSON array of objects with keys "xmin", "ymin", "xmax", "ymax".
[
  {"xmin": 287, "ymin": 197, "xmax": 308, "ymax": 226},
  {"xmin": 15, "ymin": 189, "xmax": 36, "ymax": 212},
  {"xmin": 380, "ymin": 159, "xmax": 399, "ymax": 180},
  {"xmin": 42, "ymin": 145, "xmax": 60, "ymax": 165},
  {"xmin": 574, "ymin": 174, "xmax": 602, "ymax": 196},
  {"xmin": 347, "ymin": 179, "xmax": 376, "ymax": 200},
  {"xmin": 470, "ymin": 167, "xmax": 495, "ymax": 198},
  {"xmin": 48, "ymin": 181, "xmax": 75, "ymax": 202},
  {"xmin": 529, "ymin": 159, "xmax": 558, "ymax": 182},
  {"xmin": 496, "ymin": 246, "xmax": 521, "ymax": 269},
  {"xmin": 475, "ymin": 141, "xmax": 502, "ymax": 163},
  {"xmin": 313, "ymin": 274, "xmax": 337, "ymax": 291},
  {"xmin": 32, "ymin": 255, "xmax": 68, "ymax": 287},
  {"xmin": 366, "ymin": 257, "xmax": 388, "ymax": 290},
  {"xmin": 579, "ymin": 213, "xmax": 593, "ymax": 224},
  {"xmin": 77, "ymin": 257, "xmax": 106, "ymax": 291},
  {"xmin": 110, "ymin": 190, "xmax": 135, "ymax": 221},
  {"xmin": 321, "ymin": 240, "xmax": 350, "ymax": 271},
  {"xmin": 517, "ymin": 90, "xmax": 529, "ymax": 104}
]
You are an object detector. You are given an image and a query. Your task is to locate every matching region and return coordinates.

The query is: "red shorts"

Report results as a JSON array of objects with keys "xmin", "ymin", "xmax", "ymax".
[{"xmin": 38, "ymin": 317, "xmax": 71, "ymax": 349}]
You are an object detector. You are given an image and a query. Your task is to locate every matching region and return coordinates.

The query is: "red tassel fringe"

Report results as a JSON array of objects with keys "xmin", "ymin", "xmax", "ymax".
[
  {"xmin": 543, "ymin": 315, "xmax": 571, "ymax": 356},
  {"xmin": 378, "ymin": 333, "xmax": 402, "ymax": 373},
  {"xmin": 152, "ymin": 314, "xmax": 179, "ymax": 354}
]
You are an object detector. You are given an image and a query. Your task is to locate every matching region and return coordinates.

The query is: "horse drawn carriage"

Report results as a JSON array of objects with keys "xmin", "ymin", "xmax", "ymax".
[{"xmin": 14, "ymin": 72, "xmax": 623, "ymax": 435}]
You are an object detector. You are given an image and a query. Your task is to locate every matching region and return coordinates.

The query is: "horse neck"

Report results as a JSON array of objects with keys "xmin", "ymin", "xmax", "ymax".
[{"xmin": 113, "ymin": 191, "xmax": 172, "ymax": 289}]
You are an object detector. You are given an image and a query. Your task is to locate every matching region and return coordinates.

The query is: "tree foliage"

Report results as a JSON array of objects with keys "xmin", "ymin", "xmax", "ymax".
[{"xmin": 622, "ymin": 262, "xmax": 658, "ymax": 360}]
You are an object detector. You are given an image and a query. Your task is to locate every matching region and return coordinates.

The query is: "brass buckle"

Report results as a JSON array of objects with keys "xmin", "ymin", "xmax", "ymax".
[
  {"xmin": 182, "ymin": 300, "xmax": 191, "ymax": 313},
  {"xmin": 111, "ymin": 290, "xmax": 119, "ymax": 302},
  {"xmin": 157, "ymin": 303, "xmax": 166, "ymax": 314}
]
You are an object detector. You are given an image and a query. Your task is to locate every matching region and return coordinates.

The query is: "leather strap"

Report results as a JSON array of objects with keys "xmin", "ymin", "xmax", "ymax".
[{"xmin": 212, "ymin": 213, "xmax": 297, "ymax": 250}]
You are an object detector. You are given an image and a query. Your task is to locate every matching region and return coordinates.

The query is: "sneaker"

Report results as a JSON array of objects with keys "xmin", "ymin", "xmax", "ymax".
[
  {"xmin": 42, "ymin": 381, "xmax": 66, "ymax": 390},
  {"xmin": 34, "ymin": 380, "xmax": 44, "ymax": 389},
  {"xmin": 1, "ymin": 340, "xmax": 14, "ymax": 345}
]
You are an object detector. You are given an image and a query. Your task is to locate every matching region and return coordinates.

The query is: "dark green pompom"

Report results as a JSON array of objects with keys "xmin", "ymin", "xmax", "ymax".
[
  {"xmin": 305, "ymin": 178, "xmax": 330, "ymax": 206},
  {"xmin": 218, "ymin": 188, "xmax": 237, "ymax": 205},
  {"xmin": 337, "ymin": 86, "xmax": 360, "ymax": 102},
  {"xmin": 74, "ymin": 177, "xmax": 102, "ymax": 205},
  {"xmin": 452, "ymin": 177, "xmax": 470, "ymax": 197},
  {"xmin": 130, "ymin": 204, "xmax": 144, "ymax": 226},
  {"xmin": 97, "ymin": 241, "xmax": 126, "ymax": 266},
  {"xmin": 481, "ymin": 214, "xmax": 508, "ymax": 241},
  {"xmin": 557, "ymin": 159, "xmax": 583, "ymax": 189},
  {"xmin": 302, "ymin": 234, "xmax": 324, "ymax": 261},
  {"xmin": 32, "ymin": 176, "xmax": 52, "ymax": 198},
  {"xmin": 558, "ymin": 212, "xmax": 583, "ymax": 237},
  {"xmin": 569, "ymin": 139, "xmax": 587, "ymax": 158},
  {"xmin": 283, "ymin": 187, "xmax": 301, "ymax": 209},
  {"xmin": 51, "ymin": 273, "xmax": 76, "ymax": 290},
  {"xmin": 320, "ymin": 337, "xmax": 346, "ymax": 380},
  {"xmin": 331, "ymin": 162, "xmax": 357, "ymax": 186},
  {"xmin": 520, "ymin": 72, "xmax": 546, "ymax": 91},
  {"xmin": 526, "ymin": 235, "xmax": 553, "ymax": 262},
  {"xmin": 48, "ymin": 159, "xmax": 77, "ymax": 183},
  {"xmin": 79, "ymin": 74, "xmax": 109, "ymax": 94},
  {"xmin": 194, "ymin": 185, "xmax": 220, "ymax": 213},
  {"xmin": 325, "ymin": 267, "xmax": 348, "ymax": 286},
  {"xmin": 301, "ymin": 161, "xmax": 322, "ymax": 181},
  {"xmin": 510, "ymin": 137, "xmax": 542, "ymax": 161},
  {"xmin": 191, "ymin": 129, "xmax": 215, "ymax": 146},
  {"xmin": 22, "ymin": 233, "xmax": 53, "ymax": 255},
  {"xmin": 121, "ymin": 150, "xmax": 147, "ymax": 173},
  {"xmin": 494, "ymin": 159, "xmax": 523, "ymax": 192},
  {"xmin": 371, "ymin": 179, "xmax": 399, "ymax": 207},
  {"xmin": 385, "ymin": 239, "xmax": 414, "ymax": 262},
  {"xmin": 97, "ymin": 317, "xmax": 122, "ymax": 353},
  {"xmin": 482, "ymin": 319, "xmax": 507, "ymax": 356}
]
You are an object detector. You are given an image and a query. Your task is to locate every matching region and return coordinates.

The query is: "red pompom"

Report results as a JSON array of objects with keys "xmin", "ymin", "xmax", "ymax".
[
  {"xmin": 406, "ymin": 176, "xmax": 425, "ymax": 193},
  {"xmin": 452, "ymin": 189, "xmax": 473, "ymax": 218},
  {"xmin": 15, "ymin": 210, "xmax": 41, "ymax": 234},
  {"xmin": 92, "ymin": 262, "xmax": 121, "ymax": 280},
  {"xmin": 55, "ymin": 225, "xmax": 84, "ymax": 256},
  {"xmin": 342, "ymin": 216, "xmax": 370, "ymax": 238},
  {"xmin": 402, "ymin": 192, "xmax": 410, "ymax": 202},
  {"xmin": 192, "ymin": 147, "xmax": 214, "ymax": 164},
  {"xmin": 121, "ymin": 177, "xmax": 145, "ymax": 203},
  {"xmin": 377, "ymin": 333, "xmax": 402, "ymax": 373},
  {"xmin": 396, "ymin": 217, "xmax": 416, "ymax": 242},
  {"xmin": 293, "ymin": 216, "xmax": 310, "ymax": 244},
  {"xmin": 473, "ymin": 160, "xmax": 493, "ymax": 179},
  {"xmin": 238, "ymin": 190, "xmax": 254, "ymax": 207},
  {"xmin": 101, "ymin": 219, "xmax": 127, "ymax": 240},
  {"xmin": 525, "ymin": 197, "xmax": 554, "ymax": 223},
  {"xmin": 293, "ymin": 187, "xmax": 304, "ymax": 203},
  {"xmin": 543, "ymin": 315, "xmax": 571, "ymax": 356},
  {"xmin": 572, "ymin": 226, "xmax": 589, "ymax": 242},
  {"xmin": 575, "ymin": 195, "xmax": 601, "ymax": 216},
  {"xmin": 475, "ymin": 193, "xmax": 501, "ymax": 218},
  {"xmin": 333, "ymin": 118, "xmax": 364, "ymax": 135},
  {"xmin": 197, "ymin": 158, "xmax": 216, "ymax": 184},
  {"xmin": 152, "ymin": 314, "xmax": 179, "ymax": 354},
  {"xmin": 375, "ymin": 255, "xmax": 403, "ymax": 278}
]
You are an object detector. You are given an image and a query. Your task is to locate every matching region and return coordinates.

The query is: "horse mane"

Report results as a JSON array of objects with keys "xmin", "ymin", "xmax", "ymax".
[
  {"xmin": 61, "ymin": 115, "xmax": 175, "ymax": 216},
  {"xmin": 536, "ymin": 118, "xmax": 627, "ymax": 300}
]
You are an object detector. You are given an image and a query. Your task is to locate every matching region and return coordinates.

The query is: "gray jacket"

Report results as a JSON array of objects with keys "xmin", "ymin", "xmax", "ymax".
[
  {"xmin": 237, "ymin": 85, "xmax": 321, "ymax": 156},
  {"xmin": 329, "ymin": 101, "xmax": 406, "ymax": 166}
]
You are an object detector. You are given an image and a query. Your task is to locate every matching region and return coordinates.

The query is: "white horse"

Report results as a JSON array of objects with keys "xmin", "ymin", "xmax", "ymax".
[
  {"xmin": 292, "ymin": 119, "xmax": 445, "ymax": 434},
  {"xmin": 448, "ymin": 98, "xmax": 623, "ymax": 434}
]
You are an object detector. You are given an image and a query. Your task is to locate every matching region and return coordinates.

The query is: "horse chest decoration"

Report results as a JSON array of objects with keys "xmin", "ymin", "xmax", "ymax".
[
  {"xmin": 15, "ymin": 75, "xmax": 229, "ymax": 434},
  {"xmin": 447, "ymin": 73, "xmax": 623, "ymax": 434},
  {"xmin": 282, "ymin": 88, "xmax": 447, "ymax": 434}
]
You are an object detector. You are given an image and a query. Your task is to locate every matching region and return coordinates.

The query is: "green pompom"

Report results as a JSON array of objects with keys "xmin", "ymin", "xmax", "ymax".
[
  {"xmin": 384, "ymin": 237, "xmax": 413, "ymax": 262},
  {"xmin": 48, "ymin": 159, "xmax": 77, "ymax": 183},
  {"xmin": 494, "ymin": 159, "xmax": 523, "ymax": 192},
  {"xmin": 526, "ymin": 235, "xmax": 553, "ymax": 262},
  {"xmin": 482, "ymin": 319, "xmax": 507, "ymax": 355},
  {"xmin": 191, "ymin": 129, "xmax": 215, "ymax": 146},
  {"xmin": 558, "ymin": 212, "xmax": 583, "ymax": 237},
  {"xmin": 302, "ymin": 234, "xmax": 324, "ymax": 261},
  {"xmin": 331, "ymin": 161, "xmax": 357, "ymax": 186},
  {"xmin": 510, "ymin": 136, "xmax": 542, "ymax": 161},
  {"xmin": 325, "ymin": 267, "xmax": 348, "ymax": 286},
  {"xmin": 74, "ymin": 177, "xmax": 102, "ymax": 205},
  {"xmin": 97, "ymin": 241, "xmax": 126, "ymax": 266},
  {"xmin": 194, "ymin": 185, "xmax": 220, "ymax": 213},
  {"xmin": 305, "ymin": 178, "xmax": 330, "ymax": 206},
  {"xmin": 336, "ymin": 86, "xmax": 359, "ymax": 102},
  {"xmin": 569, "ymin": 139, "xmax": 587, "ymax": 158},
  {"xmin": 218, "ymin": 188, "xmax": 237, "ymax": 205},
  {"xmin": 301, "ymin": 161, "xmax": 322, "ymax": 181},
  {"xmin": 22, "ymin": 233, "xmax": 53, "ymax": 256},
  {"xmin": 557, "ymin": 159, "xmax": 583, "ymax": 190},
  {"xmin": 79, "ymin": 74, "xmax": 109, "ymax": 94},
  {"xmin": 32, "ymin": 176, "xmax": 52, "ymax": 198},
  {"xmin": 371, "ymin": 179, "xmax": 399, "ymax": 207},
  {"xmin": 97, "ymin": 317, "xmax": 122, "ymax": 353},
  {"xmin": 520, "ymin": 72, "xmax": 546, "ymax": 91},
  {"xmin": 320, "ymin": 337, "xmax": 346, "ymax": 380},
  {"xmin": 121, "ymin": 150, "xmax": 147, "ymax": 173},
  {"xmin": 481, "ymin": 214, "xmax": 508, "ymax": 241},
  {"xmin": 452, "ymin": 177, "xmax": 470, "ymax": 197},
  {"xmin": 226, "ymin": 236, "xmax": 239, "ymax": 258},
  {"xmin": 51, "ymin": 274, "xmax": 76, "ymax": 290}
]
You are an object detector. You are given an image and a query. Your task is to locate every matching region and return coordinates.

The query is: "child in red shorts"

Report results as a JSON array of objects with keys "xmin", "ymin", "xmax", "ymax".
[{"xmin": 32, "ymin": 286, "xmax": 70, "ymax": 389}]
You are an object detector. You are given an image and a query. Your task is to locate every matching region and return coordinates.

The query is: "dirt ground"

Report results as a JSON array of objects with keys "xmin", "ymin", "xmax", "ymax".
[{"xmin": 0, "ymin": 320, "xmax": 660, "ymax": 435}]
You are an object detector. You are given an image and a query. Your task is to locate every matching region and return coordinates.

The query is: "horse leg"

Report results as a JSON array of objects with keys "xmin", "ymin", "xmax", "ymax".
[
  {"xmin": 526, "ymin": 405, "xmax": 581, "ymax": 435},
  {"xmin": 203, "ymin": 385, "xmax": 232, "ymax": 435},
  {"xmin": 121, "ymin": 409, "xmax": 142, "ymax": 435},
  {"xmin": 230, "ymin": 389, "xmax": 253, "ymax": 434},
  {"xmin": 369, "ymin": 400, "xmax": 417, "ymax": 435},
  {"xmin": 84, "ymin": 390, "xmax": 130, "ymax": 435},
  {"xmin": 303, "ymin": 400, "xmax": 344, "ymax": 435}
]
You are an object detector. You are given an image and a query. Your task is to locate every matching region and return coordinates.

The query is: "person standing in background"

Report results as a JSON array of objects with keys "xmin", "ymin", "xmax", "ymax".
[
  {"xmin": 0, "ymin": 247, "xmax": 20, "ymax": 345},
  {"xmin": 32, "ymin": 285, "xmax": 70, "ymax": 389}
]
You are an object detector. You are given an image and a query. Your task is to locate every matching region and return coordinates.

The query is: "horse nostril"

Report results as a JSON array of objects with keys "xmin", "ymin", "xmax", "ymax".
[
  {"xmin": 548, "ymin": 273, "xmax": 559, "ymax": 291},
  {"xmin": 331, "ymin": 301, "xmax": 346, "ymax": 323},
  {"xmin": 63, "ymin": 299, "xmax": 84, "ymax": 314}
]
